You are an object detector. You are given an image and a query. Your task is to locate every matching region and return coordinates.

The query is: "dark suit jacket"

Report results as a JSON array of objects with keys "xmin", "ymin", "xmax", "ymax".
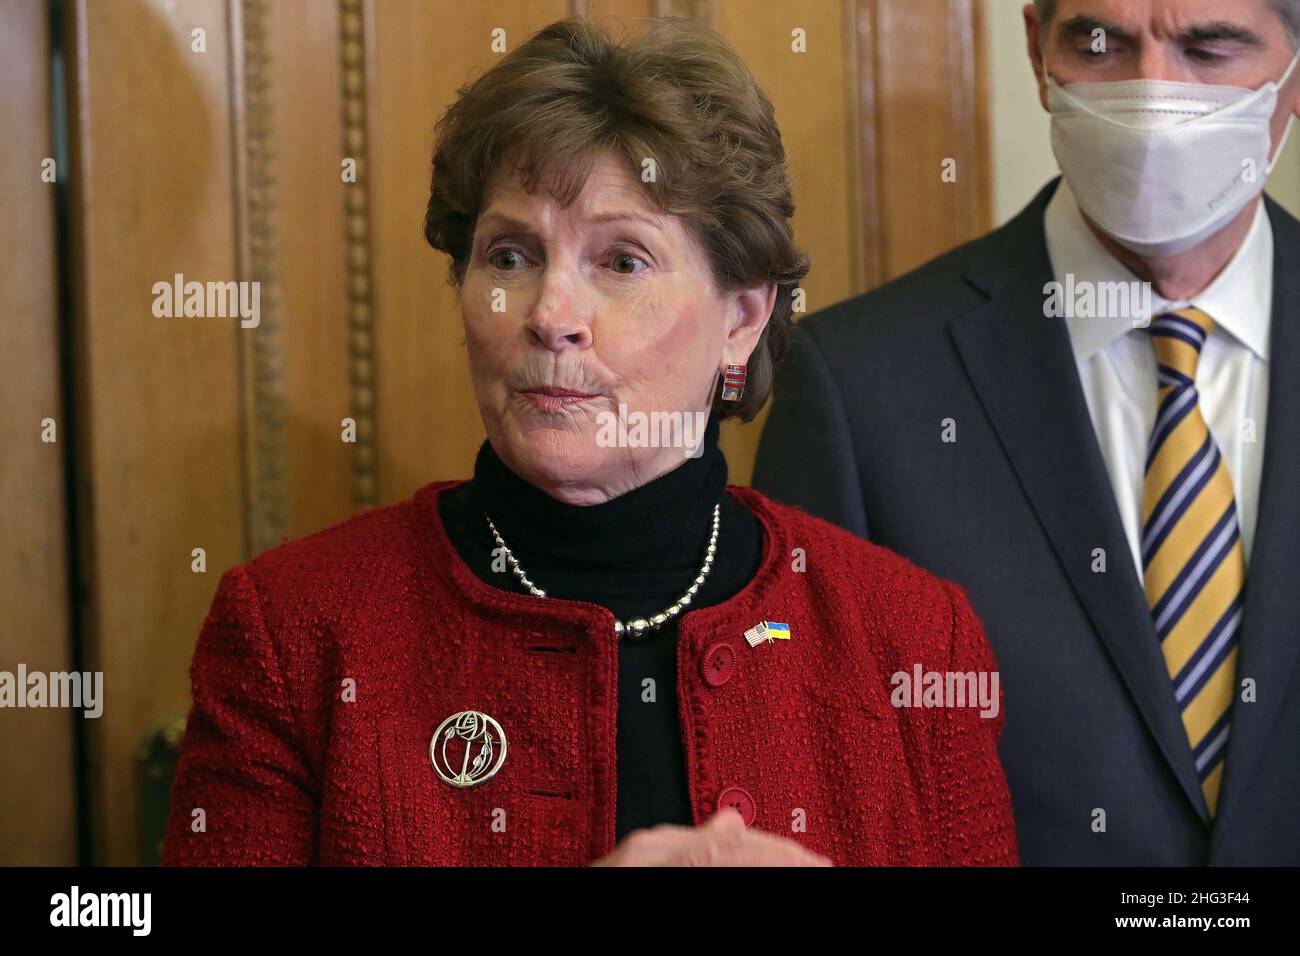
[{"xmin": 754, "ymin": 178, "xmax": 1300, "ymax": 865}]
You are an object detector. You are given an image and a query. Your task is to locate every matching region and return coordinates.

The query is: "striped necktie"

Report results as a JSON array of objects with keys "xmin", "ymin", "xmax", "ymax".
[{"xmin": 1142, "ymin": 307, "xmax": 1245, "ymax": 818}]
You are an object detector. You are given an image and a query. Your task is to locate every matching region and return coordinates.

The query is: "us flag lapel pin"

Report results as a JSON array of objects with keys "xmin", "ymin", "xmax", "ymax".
[{"xmin": 745, "ymin": 621, "xmax": 791, "ymax": 647}]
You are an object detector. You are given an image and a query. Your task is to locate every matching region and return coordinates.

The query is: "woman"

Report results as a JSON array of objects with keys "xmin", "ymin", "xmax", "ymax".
[{"xmin": 161, "ymin": 16, "xmax": 1017, "ymax": 866}]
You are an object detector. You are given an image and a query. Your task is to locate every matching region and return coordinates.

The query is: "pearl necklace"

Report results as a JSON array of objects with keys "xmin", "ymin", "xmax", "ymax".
[{"xmin": 484, "ymin": 503, "xmax": 721, "ymax": 639}]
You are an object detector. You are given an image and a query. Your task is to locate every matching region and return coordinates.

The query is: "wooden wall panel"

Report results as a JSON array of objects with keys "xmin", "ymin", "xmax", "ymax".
[
  {"xmin": 869, "ymin": 0, "xmax": 990, "ymax": 280},
  {"xmin": 236, "ymin": 0, "xmax": 353, "ymax": 545},
  {"xmin": 367, "ymin": 0, "xmax": 570, "ymax": 503},
  {"xmin": 274, "ymin": 0, "xmax": 354, "ymax": 538},
  {"xmin": 0, "ymin": 0, "xmax": 77, "ymax": 866},
  {"xmin": 577, "ymin": 0, "xmax": 656, "ymax": 20},
  {"xmin": 714, "ymin": 0, "xmax": 859, "ymax": 482},
  {"xmin": 66, "ymin": 0, "xmax": 245, "ymax": 865}
]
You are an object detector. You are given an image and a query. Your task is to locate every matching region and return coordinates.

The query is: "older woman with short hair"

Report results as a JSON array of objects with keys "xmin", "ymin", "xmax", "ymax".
[{"xmin": 162, "ymin": 16, "xmax": 1017, "ymax": 867}]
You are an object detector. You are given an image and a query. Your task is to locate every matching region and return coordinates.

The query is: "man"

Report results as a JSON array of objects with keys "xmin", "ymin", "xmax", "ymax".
[{"xmin": 755, "ymin": 0, "xmax": 1300, "ymax": 864}]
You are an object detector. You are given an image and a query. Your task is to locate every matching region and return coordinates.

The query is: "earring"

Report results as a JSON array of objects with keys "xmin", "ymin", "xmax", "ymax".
[{"xmin": 721, "ymin": 364, "xmax": 747, "ymax": 402}]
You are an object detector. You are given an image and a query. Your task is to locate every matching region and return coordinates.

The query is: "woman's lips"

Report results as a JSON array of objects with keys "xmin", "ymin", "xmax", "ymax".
[{"xmin": 518, "ymin": 386, "xmax": 602, "ymax": 411}]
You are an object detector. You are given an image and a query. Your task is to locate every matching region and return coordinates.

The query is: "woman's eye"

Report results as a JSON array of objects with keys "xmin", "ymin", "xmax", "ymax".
[
  {"xmin": 609, "ymin": 252, "xmax": 647, "ymax": 274},
  {"xmin": 489, "ymin": 249, "xmax": 527, "ymax": 271}
]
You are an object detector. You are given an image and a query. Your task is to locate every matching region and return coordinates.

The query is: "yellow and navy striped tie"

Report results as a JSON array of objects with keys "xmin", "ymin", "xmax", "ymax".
[{"xmin": 1142, "ymin": 307, "xmax": 1245, "ymax": 818}]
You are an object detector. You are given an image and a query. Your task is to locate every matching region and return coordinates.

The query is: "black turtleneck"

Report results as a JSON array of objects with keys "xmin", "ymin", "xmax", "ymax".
[{"xmin": 437, "ymin": 414, "xmax": 763, "ymax": 839}]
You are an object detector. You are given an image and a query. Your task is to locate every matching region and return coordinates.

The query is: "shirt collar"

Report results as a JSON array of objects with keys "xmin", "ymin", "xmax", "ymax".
[{"xmin": 1044, "ymin": 177, "xmax": 1273, "ymax": 362}]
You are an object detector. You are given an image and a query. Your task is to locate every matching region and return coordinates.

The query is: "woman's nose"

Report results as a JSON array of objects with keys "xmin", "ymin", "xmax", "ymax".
[
  {"xmin": 526, "ymin": 269, "xmax": 593, "ymax": 351},
  {"xmin": 529, "ymin": 320, "xmax": 593, "ymax": 351}
]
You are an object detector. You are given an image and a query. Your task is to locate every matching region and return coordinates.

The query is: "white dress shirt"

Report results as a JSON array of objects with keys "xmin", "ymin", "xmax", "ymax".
[{"xmin": 1043, "ymin": 178, "xmax": 1272, "ymax": 582}]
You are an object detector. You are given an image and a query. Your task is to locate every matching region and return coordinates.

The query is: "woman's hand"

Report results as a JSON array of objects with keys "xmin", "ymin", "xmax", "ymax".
[{"xmin": 591, "ymin": 807, "xmax": 834, "ymax": 866}]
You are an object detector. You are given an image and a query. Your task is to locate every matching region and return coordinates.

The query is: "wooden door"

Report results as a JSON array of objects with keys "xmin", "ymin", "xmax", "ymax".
[{"xmin": 0, "ymin": 0, "xmax": 78, "ymax": 866}]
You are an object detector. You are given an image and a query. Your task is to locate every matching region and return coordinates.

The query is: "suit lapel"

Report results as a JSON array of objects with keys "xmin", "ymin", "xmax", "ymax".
[
  {"xmin": 948, "ymin": 182, "xmax": 1211, "ymax": 823},
  {"xmin": 1213, "ymin": 197, "xmax": 1300, "ymax": 832}
]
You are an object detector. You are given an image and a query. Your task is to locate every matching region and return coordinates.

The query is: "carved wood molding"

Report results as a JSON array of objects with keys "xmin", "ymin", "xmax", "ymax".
[
  {"xmin": 950, "ymin": 0, "xmax": 991, "ymax": 238},
  {"xmin": 844, "ymin": 0, "xmax": 883, "ymax": 293},
  {"xmin": 339, "ymin": 0, "xmax": 379, "ymax": 509},
  {"xmin": 231, "ymin": 0, "xmax": 288, "ymax": 555},
  {"xmin": 841, "ymin": 0, "xmax": 990, "ymax": 291}
]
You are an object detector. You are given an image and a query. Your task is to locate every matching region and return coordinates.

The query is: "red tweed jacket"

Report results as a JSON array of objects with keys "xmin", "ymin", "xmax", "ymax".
[{"xmin": 161, "ymin": 481, "xmax": 1018, "ymax": 866}]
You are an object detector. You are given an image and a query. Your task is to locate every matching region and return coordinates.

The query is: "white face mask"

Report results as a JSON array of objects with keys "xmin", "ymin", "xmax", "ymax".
[{"xmin": 1046, "ymin": 53, "xmax": 1300, "ymax": 258}]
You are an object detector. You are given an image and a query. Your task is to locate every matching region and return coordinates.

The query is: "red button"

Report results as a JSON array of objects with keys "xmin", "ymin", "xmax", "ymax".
[
  {"xmin": 716, "ymin": 786, "xmax": 756, "ymax": 826},
  {"xmin": 701, "ymin": 642, "xmax": 736, "ymax": 687}
]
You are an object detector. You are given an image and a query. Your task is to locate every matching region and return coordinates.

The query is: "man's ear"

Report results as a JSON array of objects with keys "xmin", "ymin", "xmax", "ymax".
[
  {"xmin": 722, "ymin": 282, "xmax": 777, "ymax": 369},
  {"xmin": 1289, "ymin": 57, "xmax": 1300, "ymax": 122},
  {"xmin": 1025, "ymin": 2, "xmax": 1050, "ymax": 111},
  {"xmin": 1267, "ymin": 50, "xmax": 1300, "ymax": 160}
]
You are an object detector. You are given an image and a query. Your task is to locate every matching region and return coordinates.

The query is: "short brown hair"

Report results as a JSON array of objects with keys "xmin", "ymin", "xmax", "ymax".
[{"xmin": 423, "ymin": 16, "xmax": 810, "ymax": 422}]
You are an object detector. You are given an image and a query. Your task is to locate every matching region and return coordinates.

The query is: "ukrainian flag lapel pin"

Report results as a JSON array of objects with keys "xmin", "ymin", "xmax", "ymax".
[{"xmin": 744, "ymin": 620, "xmax": 792, "ymax": 647}]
